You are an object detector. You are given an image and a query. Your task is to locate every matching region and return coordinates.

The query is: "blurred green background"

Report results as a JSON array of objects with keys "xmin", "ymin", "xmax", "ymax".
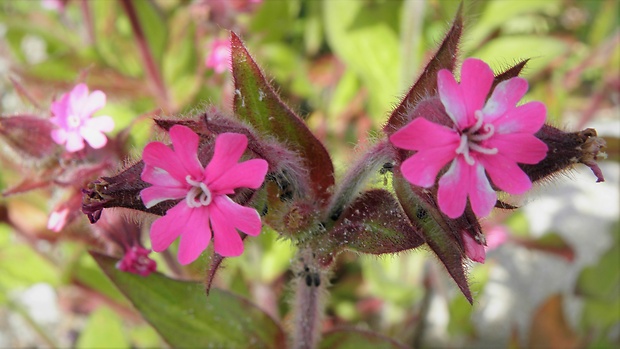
[{"xmin": 0, "ymin": 0, "xmax": 618, "ymax": 348}]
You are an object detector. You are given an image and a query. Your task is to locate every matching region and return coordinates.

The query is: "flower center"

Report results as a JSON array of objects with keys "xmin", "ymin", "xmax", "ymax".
[
  {"xmin": 455, "ymin": 110, "xmax": 498, "ymax": 166},
  {"xmin": 67, "ymin": 114, "xmax": 81, "ymax": 129},
  {"xmin": 185, "ymin": 176, "xmax": 212, "ymax": 208}
]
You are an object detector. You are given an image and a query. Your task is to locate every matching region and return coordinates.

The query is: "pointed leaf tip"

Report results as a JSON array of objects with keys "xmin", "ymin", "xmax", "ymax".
[
  {"xmin": 230, "ymin": 31, "xmax": 334, "ymax": 205},
  {"xmin": 384, "ymin": 4, "xmax": 463, "ymax": 135}
]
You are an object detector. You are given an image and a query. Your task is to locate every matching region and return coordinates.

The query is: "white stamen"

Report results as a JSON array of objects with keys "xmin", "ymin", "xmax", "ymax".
[
  {"xmin": 185, "ymin": 175, "xmax": 212, "ymax": 208},
  {"xmin": 67, "ymin": 115, "xmax": 81, "ymax": 128},
  {"xmin": 455, "ymin": 110, "xmax": 498, "ymax": 165}
]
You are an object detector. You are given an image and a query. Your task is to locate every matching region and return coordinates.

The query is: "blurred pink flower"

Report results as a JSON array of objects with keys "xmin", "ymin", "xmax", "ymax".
[
  {"xmin": 116, "ymin": 246, "xmax": 157, "ymax": 277},
  {"xmin": 41, "ymin": 0, "xmax": 66, "ymax": 11},
  {"xmin": 47, "ymin": 207, "xmax": 70, "ymax": 232},
  {"xmin": 140, "ymin": 125, "xmax": 268, "ymax": 264},
  {"xmin": 50, "ymin": 83, "xmax": 115, "ymax": 152},
  {"xmin": 484, "ymin": 225, "xmax": 509, "ymax": 250},
  {"xmin": 462, "ymin": 231, "xmax": 485, "ymax": 263},
  {"xmin": 390, "ymin": 58, "xmax": 548, "ymax": 218},
  {"xmin": 205, "ymin": 39, "xmax": 231, "ymax": 74}
]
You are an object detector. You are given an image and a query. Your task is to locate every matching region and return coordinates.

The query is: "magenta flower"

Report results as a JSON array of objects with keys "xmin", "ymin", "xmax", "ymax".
[
  {"xmin": 116, "ymin": 246, "xmax": 157, "ymax": 277},
  {"xmin": 140, "ymin": 125, "xmax": 268, "ymax": 264},
  {"xmin": 390, "ymin": 58, "xmax": 548, "ymax": 218},
  {"xmin": 205, "ymin": 38, "xmax": 231, "ymax": 74},
  {"xmin": 462, "ymin": 231, "xmax": 486, "ymax": 263},
  {"xmin": 50, "ymin": 83, "xmax": 115, "ymax": 152}
]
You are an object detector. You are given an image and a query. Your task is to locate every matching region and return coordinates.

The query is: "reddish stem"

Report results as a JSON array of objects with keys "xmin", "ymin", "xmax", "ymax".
[{"xmin": 119, "ymin": 0, "xmax": 169, "ymax": 110}]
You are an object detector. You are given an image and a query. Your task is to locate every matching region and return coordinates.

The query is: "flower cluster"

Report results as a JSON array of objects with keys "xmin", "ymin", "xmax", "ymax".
[
  {"xmin": 391, "ymin": 58, "xmax": 548, "ymax": 218},
  {"xmin": 140, "ymin": 125, "xmax": 268, "ymax": 264}
]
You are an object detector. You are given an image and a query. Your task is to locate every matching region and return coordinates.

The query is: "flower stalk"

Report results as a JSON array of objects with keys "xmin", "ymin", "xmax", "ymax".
[{"xmin": 292, "ymin": 248, "xmax": 326, "ymax": 349}]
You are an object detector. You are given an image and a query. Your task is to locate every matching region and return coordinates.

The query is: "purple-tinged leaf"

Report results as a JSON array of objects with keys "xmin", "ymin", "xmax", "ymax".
[
  {"xmin": 92, "ymin": 253, "xmax": 287, "ymax": 349},
  {"xmin": 392, "ymin": 174, "xmax": 478, "ymax": 304},
  {"xmin": 383, "ymin": 4, "xmax": 463, "ymax": 135},
  {"xmin": 0, "ymin": 115, "xmax": 58, "ymax": 160},
  {"xmin": 319, "ymin": 329, "xmax": 409, "ymax": 349},
  {"xmin": 231, "ymin": 32, "xmax": 335, "ymax": 205},
  {"xmin": 492, "ymin": 59, "xmax": 529, "ymax": 89},
  {"xmin": 325, "ymin": 189, "xmax": 424, "ymax": 263}
]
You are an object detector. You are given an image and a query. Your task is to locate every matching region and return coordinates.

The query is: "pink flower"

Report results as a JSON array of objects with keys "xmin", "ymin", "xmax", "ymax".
[
  {"xmin": 47, "ymin": 207, "xmax": 70, "ymax": 232},
  {"xmin": 390, "ymin": 58, "xmax": 548, "ymax": 218},
  {"xmin": 205, "ymin": 39, "xmax": 231, "ymax": 74},
  {"xmin": 462, "ymin": 231, "xmax": 486, "ymax": 263},
  {"xmin": 50, "ymin": 84, "xmax": 115, "ymax": 152},
  {"xmin": 116, "ymin": 246, "xmax": 157, "ymax": 277},
  {"xmin": 140, "ymin": 125, "xmax": 268, "ymax": 264}
]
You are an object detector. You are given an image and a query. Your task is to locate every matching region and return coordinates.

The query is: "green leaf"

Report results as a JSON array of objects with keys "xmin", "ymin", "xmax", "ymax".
[
  {"xmin": 231, "ymin": 32, "xmax": 334, "ymax": 204},
  {"xmin": 384, "ymin": 4, "xmax": 463, "ymax": 135},
  {"xmin": 323, "ymin": 0, "xmax": 401, "ymax": 120},
  {"xmin": 319, "ymin": 329, "xmax": 408, "ymax": 349},
  {"xmin": 76, "ymin": 307, "xmax": 130, "ymax": 349},
  {"xmin": 92, "ymin": 253, "xmax": 287, "ymax": 349},
  {"xmin": 133, "ymin": 0, "xmax": 167, "ymax": 66},
  {"xmin": 470, "ymin": 36, "xmax": 568, "ymax": 78}
]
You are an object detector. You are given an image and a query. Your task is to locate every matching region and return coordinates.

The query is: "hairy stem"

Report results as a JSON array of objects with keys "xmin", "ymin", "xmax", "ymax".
[{"xmin": 292, "ymin": 248, "xmax": 326, "ymax": 349}]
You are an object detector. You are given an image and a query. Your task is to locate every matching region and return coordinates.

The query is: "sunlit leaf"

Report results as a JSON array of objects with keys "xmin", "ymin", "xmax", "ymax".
[
  {"xmin": 319, "ymin": 329, "xmax": 408, "ymax": 349},
  {"xmin": 93, "ymin": 253, "xmax": 287, "ymax": 349},
  {"xmin": 76, "ymin": 306, "xmax": 129, "ymax": 349},
  {"xmin": 231, "ymin": 32, "xmax": 334, "ymax": 205}
]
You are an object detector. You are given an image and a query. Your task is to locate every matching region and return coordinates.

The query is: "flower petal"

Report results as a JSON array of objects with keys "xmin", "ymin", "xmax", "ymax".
[
  {"xmin": 80, "ymin": 127, "xmax": 107, "ymax": 149},
  {"xmin": 438, "ymin": 69, "xmax": 467, "ymax": 129},
  {"xmin": 401, "ymin": 146, "xmax": 457, "ymax": 188},
  {"xmin": 492, "ymin": 101, "xmax": 546, "ymax": 134},
  {"xmin": 80, "ymin": 90, "xmax": 106, "ymax": 118},
  {"xmin": 205, "ymin": 133, "xmax": 248, "ymax": 184},
  {"xmin": 487, "ymin": 133, "xmax": 548, "ymax": 164},
  {"xmin": 177, "ymin": 207, "xmax": 212, "ymax": 265},
  {"xmin": 390, "ymin": 117, "xmax": 460, "ymax": 151},
  {"xmin": 459, "ymin": 58, "xmax": 494, "ymax": 120},
  {"xmin": 169, "ymin": 125, "xmax": 203, "ymax": 179},
  {"xmin": 437, "ymin": 159, "xmax": 468, "ymax": 218},
  {"xmin": 462, "ymin": 230, "xmax": 486, "ymax": 263},
  {"xmin": 68, "ymin": 83, "xmax": 89, "ymax": 117},
  {"xmin": 140, "ymin": 186, "xmax": 187, "ymax": 208},
  {"xmin": 65, "ymin": 131, "xmax": 85, "ymax": 152},
  {"xmin": 142, "ymin": 142, "xmax": 188, "ymax": 183},
  {"xmin": 214, "ymin": 196, "xmax": 262, "ymax": 236},
  {"xmin": 467, "ymin": 162, "xmax": 497, "ymax": 217},
  {"xmin": 85, "ymin": 115, "xmax": 115, "ymax": 133},
  {"xmin": 50, "ymin": 94, "xmax": 70, "ymax": 125},
  {"xmin": 51, "ymin": 128, "xmax": 67, "ymax": 145},
  {"xmin": 479, "ymin": 154, "xmax": 533, "ymax": 195},
  {"xmin": 482, "ymin": 77, "xmax": 528, "ymax": 122},
  {"xmin": 149, "ymin": 202, "xmax": 188, "ymax": 252},
  {"xmin": 209, "ymin": 199, "xmax": 244, "ymax": 257},
  {"xmin": 142, "ymin": 164, "xmax": 183, "ymax": 188},
  {"xmin": 209, "ymin": 159, "xmax": 268, "ymax": 194}
]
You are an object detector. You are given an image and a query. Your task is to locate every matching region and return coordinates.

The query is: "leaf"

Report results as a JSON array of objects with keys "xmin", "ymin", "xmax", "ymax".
[
  {"xmin": 92, "ymin": 253, "xmax": 287, "ymax": 349},
  {"xmin": 328, "ymin": 189, "xmax": 424, "ymax": 257},
  {"xmin": 392, "ymin": 175, "xmax": 475, "ymax": 304},
  {"xmin": 383, "ymin": 3, "xmax": 463, "ymax": 135},
  {"xmin": 231, "ymin": 32, "xmax": 334, "ymax": 204},
  {"xmin": 527, "ymin": 294, "xmax": 581, "ymax": 349},
  {"xmin": 76, "ymin": 306, "xmax": 130, "ymax": 349},
  {"xmin": 322, "ymin": 0, "xmax": 401, "ymax": 120},
  {"xmin": 319, "ymin": 329, "xmax": 408, "ymax": 349}
]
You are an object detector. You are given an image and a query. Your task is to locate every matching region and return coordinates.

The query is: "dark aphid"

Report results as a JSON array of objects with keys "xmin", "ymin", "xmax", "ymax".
[
  {"xmin": 416, "ymin": 207, "xmax": 428, "ymax": 220},
  {"xmin": 312, "ymin": 273, "xmax": 321, "ymax": 287},
  {"xmin": 379, "ymin": 162, "xmax": 394, "ymax": 174},
  {"xmin": 305, "ymin": 274, "xmax": 313, "ymax": 287}
]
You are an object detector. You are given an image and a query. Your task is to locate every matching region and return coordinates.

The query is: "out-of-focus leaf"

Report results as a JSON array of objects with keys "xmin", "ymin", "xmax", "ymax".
[
  {"xmin": 577, "ymin": 228, "xmax": 619, "ymax": 300},
  {"xmin": 93, "ymin": 253, "xmax": 287, "ymax": 349},
  {"xmin": 133, "ymin": 0, "xmax": 167, "ymax": 66},
  {"xmin": 470, "ymin": 36, "xmax": 568, "ymax": 78},
  {"xmin": 129, "ymin": 325, "xmax": 162, "ymax": 348},
  {"xmin": 527, "ymin": 294, "xmax": 581, "ymax": 349},
  {"xmin": 76, "ymin": 306, "xmax": 129, "ymax": 349},
  {"xmin": 231, "ymin": 32, "xmax": 334, "ymax": 204},
  {"xmin": 462, "ymin": 0, "xmax": 561, "ymax": 53},
  {"xmin": 589, "ymin": 0, "xmax": 618, "ymax": 45},
  {"xmin": 384, "ymin": 4, "xmax": 462, "ymax": 135},
  {"xmin": 516, "ymin": 232, "xmax": 575, "ymax": 262},
  {"xmin": 319, "ymin": 329, "xmax": 408, "ymax": 349},
  {"xmin": 323, "ymin": 0, "xmax": 401, "ymax": 120},
  {"xmin": 0, "ymin": 224, "xmax": 60, "ymax": 289},
  {"xmin": 70, "ymin": 252, "xmax": 129, "ymax": 306},
  {"xmin": 250, "ymin": 0, "xmax": 301, "ymax": 42}
]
